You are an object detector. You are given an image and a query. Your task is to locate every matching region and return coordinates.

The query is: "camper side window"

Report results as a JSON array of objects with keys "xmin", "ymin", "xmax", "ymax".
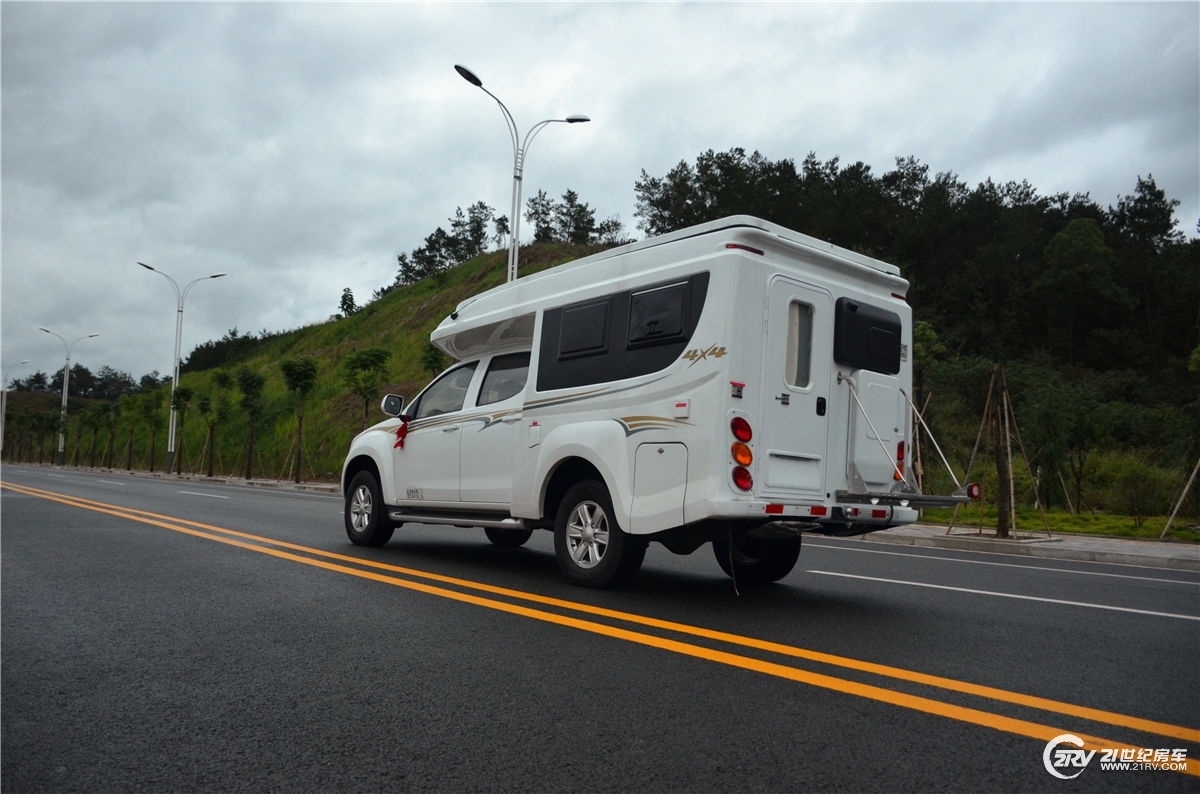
[
  {"xmin": 628, "ymin": 282, "xmax": 688, "ymax": 347},
  {"xmin": 785, "ymin": 301, "xmax": 814, "ymax": 388},
  {"xmin": 537, "ymin": 271, "xmax": 710, "ymax": 391}
]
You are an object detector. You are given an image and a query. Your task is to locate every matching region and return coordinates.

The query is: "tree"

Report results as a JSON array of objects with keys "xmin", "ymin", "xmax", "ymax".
[
  {"xmin": 595, "ymin": 216, "xmax": 629, "ymax": 246},
  {"xmin": 342, "ymin": 347, "xmax": 391, "ymax": 427},
  {"xmin": 138, "ymin": 391, "xmax": 164, "ymax": 472},
  {"xmin": 1034, "ymin": 218, "xmax": 1132, "ymax": 366},
  {"xmin": 280, "ymin": 357, "xmax": 319, "ymax": 483},
  {"xmin": 340, "ymin": 287, "xmax": 358, "ymax": 317},
  {"xmin": 525, "ymin": 190, "xmax": 556, "ymax": 242},
  {"xmin": 102, "ymin": 399, "xmax": 121, "ymax": 469},
  {"xmin": 197, "ymin": 370, "xmax": 232, "ymax": 478},
  {"xmin": 236, "ymin": 367, "xmax": 266, "ymax": 480},
  {"xmin": 172, "ymin": 385, "xmax": 194, "ymax": 474},
  {"xmin": 421, "ymin": 341, "xmax": 446, "ymax": 377},
  {"xmin": 92, "ymin": 366, "xmax": 137, "ymax": 401},
  {"xmin": 450, "ymin": 202, "xmax": 493, "ymax": 258},
  {"xmin": 493, "ymin": 215, "xmax": 510, "ymax": 250},
  {"xmin": 553, "ymin": 189, "xmax": 596, "ymax": 244}
]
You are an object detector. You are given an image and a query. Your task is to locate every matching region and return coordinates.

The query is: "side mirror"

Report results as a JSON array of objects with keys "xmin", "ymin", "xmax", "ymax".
[{"xmin": 380, "ymin": 394, "xmax": 405, "ymax": 417}]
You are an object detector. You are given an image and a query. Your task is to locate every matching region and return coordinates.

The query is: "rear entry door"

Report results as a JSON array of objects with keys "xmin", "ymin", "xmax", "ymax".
[{"xmin": 758, "ymin": 275, "xmax": 833, "ymax": 499}]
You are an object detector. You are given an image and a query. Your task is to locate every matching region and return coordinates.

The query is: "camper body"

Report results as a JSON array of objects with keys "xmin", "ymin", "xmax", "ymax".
[{"xmin": 342, "ymin": 216, "xmax": 971, "ymax": 587}]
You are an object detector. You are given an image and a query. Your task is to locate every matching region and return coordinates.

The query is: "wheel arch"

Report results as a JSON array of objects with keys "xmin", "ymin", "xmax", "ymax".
[
  {"xmin": 541, "ymin": 457, "xmax": 610, "ymax": 529},
  {"xmin": 342, "ymin": 453, "xmax": 383, "ymax": 497}
]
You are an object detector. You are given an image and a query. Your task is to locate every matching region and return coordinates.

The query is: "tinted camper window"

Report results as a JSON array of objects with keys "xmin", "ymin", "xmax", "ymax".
[
  {"xmin": 833, "ymin": 298, "xmax": 901, "ymax": 375},
  {"xmin": 628, "ymin": 282, "xmax": 688, "ymax": 347},
  {"xmin": 559, "ymin": 300, "xmax": 610, "ymax": 358},
  {"xmin": 537, "ymin": 272, "xmax": 709, "ymax": 391}
]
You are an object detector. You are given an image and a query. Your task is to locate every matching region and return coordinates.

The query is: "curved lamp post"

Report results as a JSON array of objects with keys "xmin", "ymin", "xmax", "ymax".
[
  {"xmin": 455, "ymin": 64, "xmax": 589, "ymax": 282},
  {"xmin": 138, "ymin": 262, "xmax": 226, "ymax": 474},
  {"xmin": 38, "ymin": 328, "xmax": 98, "ymax": 465}
]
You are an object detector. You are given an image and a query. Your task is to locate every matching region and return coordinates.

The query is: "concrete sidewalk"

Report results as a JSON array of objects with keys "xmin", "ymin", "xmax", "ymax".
[{"xmin": 864, "ymin": 523, "xmax": 1200, "ymax": 573}]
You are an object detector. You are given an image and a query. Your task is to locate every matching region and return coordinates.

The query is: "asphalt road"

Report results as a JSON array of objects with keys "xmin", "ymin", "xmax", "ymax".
[{"xmin": 3, "ymin": 464, "xmax": 1198, "ymax": 793}]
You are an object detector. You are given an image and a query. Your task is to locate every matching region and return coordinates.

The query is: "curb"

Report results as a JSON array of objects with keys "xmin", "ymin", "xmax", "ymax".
[{"xmin": 864, "ymin": 526, "xmax": 1200, "ymax": 573}]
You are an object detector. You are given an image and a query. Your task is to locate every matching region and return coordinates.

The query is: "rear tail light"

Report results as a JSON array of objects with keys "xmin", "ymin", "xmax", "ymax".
[
  {"xmin": 731, "ymin": 442, "xmax": 753, "ymax": 466},
  {"xmin": 894, "ymin": 441, "xmax": 905, "ymax": 481},
  {"xmin": 730, "ymin": 416, "xmax": 754, "ymax": 491}
]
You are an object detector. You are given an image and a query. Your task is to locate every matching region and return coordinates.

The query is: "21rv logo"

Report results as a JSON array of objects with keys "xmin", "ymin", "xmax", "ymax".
[{"xmin": 1043, "ymin": 734, "xmax": 1094, "ymax": 779}]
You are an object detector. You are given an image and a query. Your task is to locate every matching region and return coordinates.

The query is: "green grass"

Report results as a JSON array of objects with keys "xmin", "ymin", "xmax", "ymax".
[{"xmin": 921, "ymin": 506, "xmax": 1200, "ymax": 542}]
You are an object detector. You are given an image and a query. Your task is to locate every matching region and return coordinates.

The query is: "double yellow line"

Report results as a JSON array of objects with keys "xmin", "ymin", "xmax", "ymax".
[{"xmin": 5, "ymin": 479, "xmax": 1197, "ymax": 777}]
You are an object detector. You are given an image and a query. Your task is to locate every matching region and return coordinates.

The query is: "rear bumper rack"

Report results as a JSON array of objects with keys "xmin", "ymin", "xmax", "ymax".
[{"xmin": 835, "ymin": 483, "xmax": 980, "ymax": 509}]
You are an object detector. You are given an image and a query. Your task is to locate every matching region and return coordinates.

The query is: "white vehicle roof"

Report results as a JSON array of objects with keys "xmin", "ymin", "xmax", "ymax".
[{"xmin": 432, "ymin": 215, "xmax": 905, "ymax": 360}]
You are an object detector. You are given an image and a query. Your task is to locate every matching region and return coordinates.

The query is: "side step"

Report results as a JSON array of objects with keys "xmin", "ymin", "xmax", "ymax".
[{"xmin": 387, "ymin": 510, "xmax": 527, "ymax": 530}]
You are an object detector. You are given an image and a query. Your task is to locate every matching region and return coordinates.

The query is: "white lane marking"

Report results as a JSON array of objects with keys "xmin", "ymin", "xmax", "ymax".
[
  {"xmin": 805, "ymin": 540, "xmax": 1199, "ymax": 587},
  {"xmin": 806, "ymin": 570, "xmax": 1200, "ymax": 622},
  {"xmin": 98, "ymin": 480, "xmax": 126, "ymax": 486},
  {"xmin": 178, "ymin": 490, "xmax": 230, "ymax": 499}
]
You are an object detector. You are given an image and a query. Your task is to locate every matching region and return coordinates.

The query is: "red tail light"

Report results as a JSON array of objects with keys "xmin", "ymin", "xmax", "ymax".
[
  {"xmin": 730, "ymin": 417, "xmax": 752, "ymax": 442},
  {"xmin": 894, "ymin": 441, "xmax": 905, "ymax": 481}
]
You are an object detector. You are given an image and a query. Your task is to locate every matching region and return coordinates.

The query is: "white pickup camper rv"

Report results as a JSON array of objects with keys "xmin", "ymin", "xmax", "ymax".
[{"xmin": 341, "ymin": 215, "xmax": 976, "ymax": 588}]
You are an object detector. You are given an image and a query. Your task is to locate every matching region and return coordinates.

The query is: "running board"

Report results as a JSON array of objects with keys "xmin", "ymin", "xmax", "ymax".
[{"xmin": 387, "ymin": 510, "xmax": 528, "ymax": 530}]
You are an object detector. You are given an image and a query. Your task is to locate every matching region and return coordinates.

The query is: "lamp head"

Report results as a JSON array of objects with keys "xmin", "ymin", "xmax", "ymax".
[
  {"xmin": 454, "ymin": 64, "xmax": 483, "ymax": 87},
  {"xmin": 565, "ymin": 115, "xmax": 590, "ymax": 124}
]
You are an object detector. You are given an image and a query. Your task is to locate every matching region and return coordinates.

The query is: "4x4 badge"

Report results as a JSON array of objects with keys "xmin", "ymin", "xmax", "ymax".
[{"xmin": 682, "ymin": 344, "xmax": 727, "ymax": 367}]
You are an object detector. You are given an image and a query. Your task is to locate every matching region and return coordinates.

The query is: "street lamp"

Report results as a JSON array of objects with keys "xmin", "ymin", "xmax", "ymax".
[
  {"xmin": 1, "ymin": 358, "xmax": 31, "ymax": 457},
  {"xmin": 138, "ymin": 262, "xmax": 226, "ymax": 474},
  {"xmin": 455, "ymin": 64, "xmax": 590, "ymax": 282},
  {"xmin": 39, "ymin": 328, "xmax": 98, "ymax": 465}
]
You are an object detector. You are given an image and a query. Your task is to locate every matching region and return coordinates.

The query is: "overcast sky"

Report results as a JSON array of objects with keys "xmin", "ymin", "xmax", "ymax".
[{"xmin": 3, "ymin": 1, "xmax": 1197, "ymax": 384}]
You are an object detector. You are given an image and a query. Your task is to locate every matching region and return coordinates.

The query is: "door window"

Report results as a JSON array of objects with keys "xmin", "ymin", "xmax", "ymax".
[
  {"xmin": 412, "ymin": 362, "xmax": 478, "ymax": 419},
  {"xmin": 785, "ymin": 301, "xmax": 814, "ymax": 388}
]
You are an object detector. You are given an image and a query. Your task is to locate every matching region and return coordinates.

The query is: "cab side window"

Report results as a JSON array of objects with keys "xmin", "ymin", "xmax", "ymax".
[
  {"xmin": 412, "ymin": 362, "xmax": 478, "ymax": 419},
  {"xmin": 477, "ymin": 352, "xmax": 530, "ymax": 406}
]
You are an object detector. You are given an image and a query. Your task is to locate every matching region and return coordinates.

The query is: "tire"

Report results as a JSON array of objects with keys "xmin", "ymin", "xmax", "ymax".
[
  {"xmin": 712, "ymin": 533, "xmax": 801, "ymax": 586},
  {"xmin": 484, "ymin": 527, "xmax": 533, "ymax": 547},
  {"xmin": 345, "ymin": 470, "xmax": 395, "ymax": 547},
  {"xmin": 554, "ymin": 480, "xmax": 645, "ymax": 589}
]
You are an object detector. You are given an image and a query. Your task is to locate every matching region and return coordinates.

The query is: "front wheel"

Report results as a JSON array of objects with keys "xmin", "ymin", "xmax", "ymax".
[
  {"xmin": 712, "ymin": 533, "xmax": 801, "ymax": 586},
  {"xmin": 554, "ymin": 480, "xmax": 645, "ymax": 589},
  {"xmin": 345, "ymin": 471, "xmax": 395, "ymax": 547}
]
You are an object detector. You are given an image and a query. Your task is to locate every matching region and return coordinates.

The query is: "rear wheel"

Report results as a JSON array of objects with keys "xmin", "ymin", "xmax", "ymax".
[
  {"xmin": 712, "ymin": 533, "xmax": 801, "ymax": 585},
  {"xmin": 345, "ymin": 471, "xmax": 395, "ymax": 547},
  {"xmin": 554, "ymin": 480, "xmax": 645, "ymax": 588},
  {"xmin": 484, "ymin": 527, "xmax": 533, "ymax": 547}
]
